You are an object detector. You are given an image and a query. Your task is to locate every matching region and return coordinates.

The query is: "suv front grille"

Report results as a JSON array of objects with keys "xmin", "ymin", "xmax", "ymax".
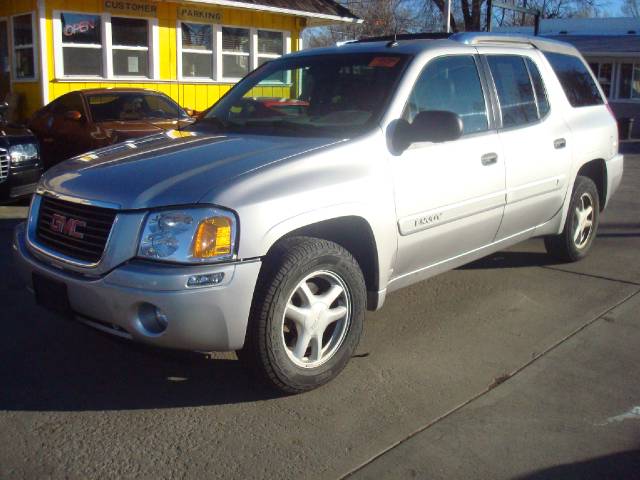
[
  {"xmin": 0, "ymin": 149, "xmax": 8, "ymax": 183},
  {"xmin": 36, "ymin": 196, "xmax": 117, "ymax": 263}
]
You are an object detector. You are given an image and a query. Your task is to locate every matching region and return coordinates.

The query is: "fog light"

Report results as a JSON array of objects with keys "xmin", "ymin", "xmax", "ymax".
[
  {"xmin": 187, "ymin": 272, "xmax": 225, "ymax": 288},
  {"xmin": 138, "ymin": 303, "xmax": 168, "ymax": 335}
]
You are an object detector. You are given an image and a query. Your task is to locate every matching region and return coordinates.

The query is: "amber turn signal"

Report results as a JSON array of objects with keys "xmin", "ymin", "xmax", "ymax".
[{"xmin": 192, "ymin": 217, "xmax": 232, "ymax": 258}]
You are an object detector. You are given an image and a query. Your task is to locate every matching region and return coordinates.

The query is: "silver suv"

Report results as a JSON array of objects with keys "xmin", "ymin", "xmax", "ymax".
[{"xmin": 13, "ymin": 33, "xmax": 623, "ymax": 392}]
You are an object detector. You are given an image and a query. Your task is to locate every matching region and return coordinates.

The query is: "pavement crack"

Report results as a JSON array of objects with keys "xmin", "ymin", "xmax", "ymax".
[
  {"xmin": 340, "ymin": 288, "xmax": 640, "ymax": 479},
  {"xmin": 540, "ymin": 266, "xmax": 640, "ymax": 287}
]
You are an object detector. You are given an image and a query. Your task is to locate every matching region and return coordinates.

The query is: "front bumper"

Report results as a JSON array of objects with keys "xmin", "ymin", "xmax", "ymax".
[
  {"xmin": 605, "ymin": 153, "xmax": 624, "ymax": 209},
  {"xmin": 12, "ymin": 223, "xmax": 261, "ymax": 351},
  {"xmin": 0, "ymin": 165, "xmax": 42, "ymax": 201}
]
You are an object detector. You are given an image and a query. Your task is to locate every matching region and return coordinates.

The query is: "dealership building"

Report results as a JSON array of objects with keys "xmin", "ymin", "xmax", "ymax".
[{"xmin": 0, "ymin": 0, "xmax": 360, "ymax": 119}]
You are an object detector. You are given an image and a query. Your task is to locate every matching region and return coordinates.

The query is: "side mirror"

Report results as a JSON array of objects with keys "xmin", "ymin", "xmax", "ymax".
[
  {"xmin": 64, "ymin": 110, "xmax": 83, "ymax": 121},
  {"xmin": 393, "ymin": 110, "xmax": 463, "ymax": 152}
]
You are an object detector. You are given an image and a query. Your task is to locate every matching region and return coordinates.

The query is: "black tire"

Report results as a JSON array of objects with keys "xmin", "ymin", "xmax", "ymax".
[
  {"xmin": 544, "ymin": 176, "xmax": 600, "ymax": 262},
  {"xmin": 238, "ymin": 236, "xmax": 366, "ymax": 393}
]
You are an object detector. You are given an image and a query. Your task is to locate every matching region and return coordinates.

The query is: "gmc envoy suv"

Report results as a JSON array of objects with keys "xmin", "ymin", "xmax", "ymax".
[{"xmin": 13, "ymin": 33, "xmax": 623, "ymax": 392}]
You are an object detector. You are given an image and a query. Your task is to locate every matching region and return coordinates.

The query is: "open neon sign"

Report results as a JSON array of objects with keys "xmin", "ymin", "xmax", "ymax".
[{"xmin": 63, "ymin": 19, "xmax": 96, "ymax": 37}]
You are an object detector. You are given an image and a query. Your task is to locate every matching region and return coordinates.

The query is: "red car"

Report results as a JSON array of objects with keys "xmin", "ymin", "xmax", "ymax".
[{"xmin": 29, "ymin": 88, "xmax": 194, "ymax": 168}]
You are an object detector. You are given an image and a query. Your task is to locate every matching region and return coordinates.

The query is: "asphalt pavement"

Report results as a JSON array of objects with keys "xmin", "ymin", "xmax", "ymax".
[{"xmin": 1, "ymin": 157, "xmax": 639, "ymax": 479}]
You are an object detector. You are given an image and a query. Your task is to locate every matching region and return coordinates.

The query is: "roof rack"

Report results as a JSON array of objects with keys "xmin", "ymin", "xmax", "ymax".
[
  {"xmin": 355, "ymin": 32, "xmax": 452, "ymax": 43},
  {"xmin": 352, "ymin": 31, "xmax": 578, "ymax": 54},
  {"xmin": 450, "ymin": 32, "xmax": 578, "ymax": 54}
]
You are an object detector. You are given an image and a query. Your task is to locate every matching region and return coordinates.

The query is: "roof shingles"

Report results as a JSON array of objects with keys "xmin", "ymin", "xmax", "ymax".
[
  {"xmin": 547, "ymin": 35, "xmax": 640, "ymax": 55},
  {"xmin": 224, "ymin": 0, "xmax": 359, "ymax": 19}
]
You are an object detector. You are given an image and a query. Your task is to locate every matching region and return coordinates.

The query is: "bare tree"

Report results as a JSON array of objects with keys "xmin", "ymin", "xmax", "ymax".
[
  {"xmin": 304, "ymin": 0, "xmax": 609, "ymax": 48},
  {"xmin": 622, "ymin": 0, "xmax": 640, "ymax": 17},
  {"xmin": 305, "ymin": 0, "xmax": 424, "ymax": 48}
]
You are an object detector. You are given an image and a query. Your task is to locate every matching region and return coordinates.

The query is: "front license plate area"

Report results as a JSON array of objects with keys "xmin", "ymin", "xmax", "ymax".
[{"xmin": 32, "ymin": 272, "xmax": 72, "ymax": 317}]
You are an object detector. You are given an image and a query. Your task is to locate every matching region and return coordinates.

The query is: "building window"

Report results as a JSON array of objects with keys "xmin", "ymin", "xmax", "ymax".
[
  {"xmin": 180, "ymin": 22, "xmax": 214, "ymax": 79},
  {"xmin": 222, "ymin": 27, "xmax": 250, "ymax": 79},
  {"xmin": 618, "ymin": 63, "xmax": 640, "ymax": 100},
  {"xmin": 60, "ymin": 13, "xmax": 103, "ymax": 77},
  {"xmin": 12, "ymin": 13, "xmax": 36, "ymax": 80},
  {"xmin": 588, "ymin": 62, "xmax": 613, "ymax": 98},
  {"xmin": 257, "ymin": 30, "xmax": 284, "ymax": 68},
  {"xmin": 111, "ymin": 17, "xmax": 149, "ymax": 77},
  {"xmin": 55, "ymin": 11, "xmax": 155, "ymax": 79}
]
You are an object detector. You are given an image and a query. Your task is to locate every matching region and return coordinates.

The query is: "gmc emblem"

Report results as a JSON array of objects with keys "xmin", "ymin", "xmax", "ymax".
[{"xmin": 50, "ymin": 213, "xmax": 86, "ymax": 239}]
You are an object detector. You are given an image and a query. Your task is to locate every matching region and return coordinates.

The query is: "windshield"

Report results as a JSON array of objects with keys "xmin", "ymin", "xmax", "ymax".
[
  {"xmin": 88, "ymin": 93, "xmax": 188, "ymax": 122},
  {"xmin": 197, "ymin": 52, "xmax": 410, "ymax": 137}
]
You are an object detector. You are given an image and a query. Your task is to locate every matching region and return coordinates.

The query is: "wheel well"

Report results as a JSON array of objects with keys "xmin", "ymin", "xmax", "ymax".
[
  {"xmin": 275, "ymin": 216, "xmax": 380, "ymax": 310},
  {"xmin": 577, "ymin": 159, "xmax": 607, "ymax": 210}
]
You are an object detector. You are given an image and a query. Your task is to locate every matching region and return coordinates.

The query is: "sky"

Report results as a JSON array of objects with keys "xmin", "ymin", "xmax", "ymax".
[{"xmin": 603, "ymin": 0, "xmax": 625, "ymax": 16}]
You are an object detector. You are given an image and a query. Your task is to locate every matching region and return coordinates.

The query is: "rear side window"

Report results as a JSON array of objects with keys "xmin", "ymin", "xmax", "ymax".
[
  {"xmin": 403, "ymin": 55, "xmax": 488, "ymax": 135},
  {"xmin": 525, "ymin": 58, "xmax": 550, "ymax": 118},
  {"xmin": 544, "ymin": 52, "xmax": 604, "ymax": 107},
  {"xmin": 487, "ymin": 55, "xmax": 538, "ymax": 128}
]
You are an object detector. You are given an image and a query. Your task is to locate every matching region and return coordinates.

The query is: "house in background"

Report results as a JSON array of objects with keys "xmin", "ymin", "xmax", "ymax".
[
  {"xmin": 497, "ymin": 17, "xmax": 640, "ymax": 137},
  {"xmin": 0, "ymin": 0, "xmax": 360, "ymax": 120}
]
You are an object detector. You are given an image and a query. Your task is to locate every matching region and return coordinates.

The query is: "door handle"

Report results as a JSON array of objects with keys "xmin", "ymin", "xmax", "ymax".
[
  {"xmin": 554, "ymin": 138, "xmax": 566, "ymax": 149},
  {"xmin": 481, "ymin": 152, "xmax": 498, "ymax": 166}
]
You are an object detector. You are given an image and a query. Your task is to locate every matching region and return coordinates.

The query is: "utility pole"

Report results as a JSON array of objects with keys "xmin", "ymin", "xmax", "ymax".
[{"xmin": 444, "ymin": 0, "xmax": 452, "ymax": 32}]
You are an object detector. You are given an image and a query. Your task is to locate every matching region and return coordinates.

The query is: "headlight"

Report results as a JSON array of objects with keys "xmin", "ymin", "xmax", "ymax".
[
  {"xmin": 9, "ymin": 143, "xmax": 39, "ymax": 165},
  {"xmin": 138, "ymin": 207, "xmax": 237, "ymax": 263}
]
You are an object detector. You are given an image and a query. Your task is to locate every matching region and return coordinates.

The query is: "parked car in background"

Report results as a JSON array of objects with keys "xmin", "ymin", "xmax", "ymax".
[
  {"xmin": 0, "ymin": 102, "xmax": 43, "ymax": 202},
  {"xmin": 29, "ymin": 89, "xmax": 194, "ymax": 168}
]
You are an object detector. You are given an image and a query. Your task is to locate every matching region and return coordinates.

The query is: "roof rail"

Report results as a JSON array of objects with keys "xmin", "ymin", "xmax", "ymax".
[
  {"xmin": 355, "ymin": 32, "xmax": 451, "ymax": 43},
  {"xmin": 450, "ymin": 32, "xmax": 578, "ymax": 54}
]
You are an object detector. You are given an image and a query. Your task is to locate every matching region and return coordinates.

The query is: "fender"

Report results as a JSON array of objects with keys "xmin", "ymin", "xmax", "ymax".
[{"xmin": 258, "ymin": 202, "xmax": 397, "ymax": 309}]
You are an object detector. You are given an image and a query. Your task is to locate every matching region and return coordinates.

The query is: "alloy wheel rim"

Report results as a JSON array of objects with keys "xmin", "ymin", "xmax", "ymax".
[
  {"xmin": 573, "ymin": 192, "xmax": 594, "ymax": 249},
  {"xmin": 281, "ymin": 270, "xmax": 351, "ymax": 369}
]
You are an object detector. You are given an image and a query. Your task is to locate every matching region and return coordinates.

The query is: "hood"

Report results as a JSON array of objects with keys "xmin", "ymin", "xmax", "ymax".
[
  {"xmin": 0, "ymin": 122, "xmax": 36, "ymax": 139},
  {"xmin": 40, "ymin": 130, "xmax": 343, "ymax": 210},
  {"xmin": 98, "ymin": 118, "xmax": 194, "ymax": 140}
]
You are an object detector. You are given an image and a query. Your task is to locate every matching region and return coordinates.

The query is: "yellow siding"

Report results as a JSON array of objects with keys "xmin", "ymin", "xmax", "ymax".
[
  {"xmin": 39, "ymin": 0, "xmax": 303, "ymax": 114},
  {"xmin": 2, "ymin": 0, "xmax": 40, "ymax": 119}
]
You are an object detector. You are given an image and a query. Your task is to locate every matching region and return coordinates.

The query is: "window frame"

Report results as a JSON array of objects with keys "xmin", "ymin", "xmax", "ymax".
[
  {"xmin": 482, "ymin": 54, "xmax": 549, "ymax": 132},
  {"xmin": 177, "ymin": 20, "xmax": 216, "ymax": 81},
  {"xmin": 10, "ymin": 12, "xmax": 38, "ymax": 82},
  {"xmin": 524, "ymin": 56, "xmax": 551, "ymax": 122},
  {"xmin": 176, "ymin": 22, "xmax": 290, "ymax": 83},
  {"xmin": 403, "ymin": 54, "xmax": 496, "ymax": 138},
  {"xmin": 221, "ymin": 25, "xmax": 252, "ymax": 82},
  {"xmin": 53, "ymin": 10, "xmax": 158, "ymax": 81}
]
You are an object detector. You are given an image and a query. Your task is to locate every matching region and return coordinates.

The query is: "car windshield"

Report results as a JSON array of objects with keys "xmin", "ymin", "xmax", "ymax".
[
  {"xmin": 88, "ymin": 93, "xmax": 188, "ymax": 122},
  {"xmin": 197, "ymin": 52, "xmax": 410, "ymax": 137}
]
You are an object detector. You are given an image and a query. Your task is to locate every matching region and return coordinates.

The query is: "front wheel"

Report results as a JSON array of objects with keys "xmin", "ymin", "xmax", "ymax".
[
  {"xmin": 238, "ymin": 236, "xmax": 366, "ymax": 393},
  {"xmin": 544, "ymin": 175, "xmax": 600, "ymax": 262}
]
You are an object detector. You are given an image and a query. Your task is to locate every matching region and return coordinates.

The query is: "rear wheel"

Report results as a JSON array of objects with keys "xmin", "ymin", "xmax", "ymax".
[
  {"xmin": 545, "ymin": 176, "xmax": 599, "ymax": 262},
  {"xmin": 238, "ymin": 236, "xmax": 365, "ymax": 393}
]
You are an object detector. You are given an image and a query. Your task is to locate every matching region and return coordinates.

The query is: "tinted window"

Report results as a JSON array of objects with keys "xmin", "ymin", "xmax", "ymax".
[
  {"xmin": 487, "ymin": 55, "xmax": 538, "ymax": 128},
  {"xmin": 404, "ymin": 56, "xmax": 488, "ymax": 134},
  {"xmin": 525, "ymin": 58, "xmax": 550, "ymax": 118},
  {"xmin": 88, "ymin": 93, "xmax": 185, "ymax": 122},
  {"xmin": 203, "ymin": 53, "xmax": 409, "ymax": 138},
  {"xmin": 144, "ymin": 95, "xmax": 185, "ymax": 119},
  {"xmin": 544, "ymin": 52, "xmax": 603, "ymax": 107}
]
